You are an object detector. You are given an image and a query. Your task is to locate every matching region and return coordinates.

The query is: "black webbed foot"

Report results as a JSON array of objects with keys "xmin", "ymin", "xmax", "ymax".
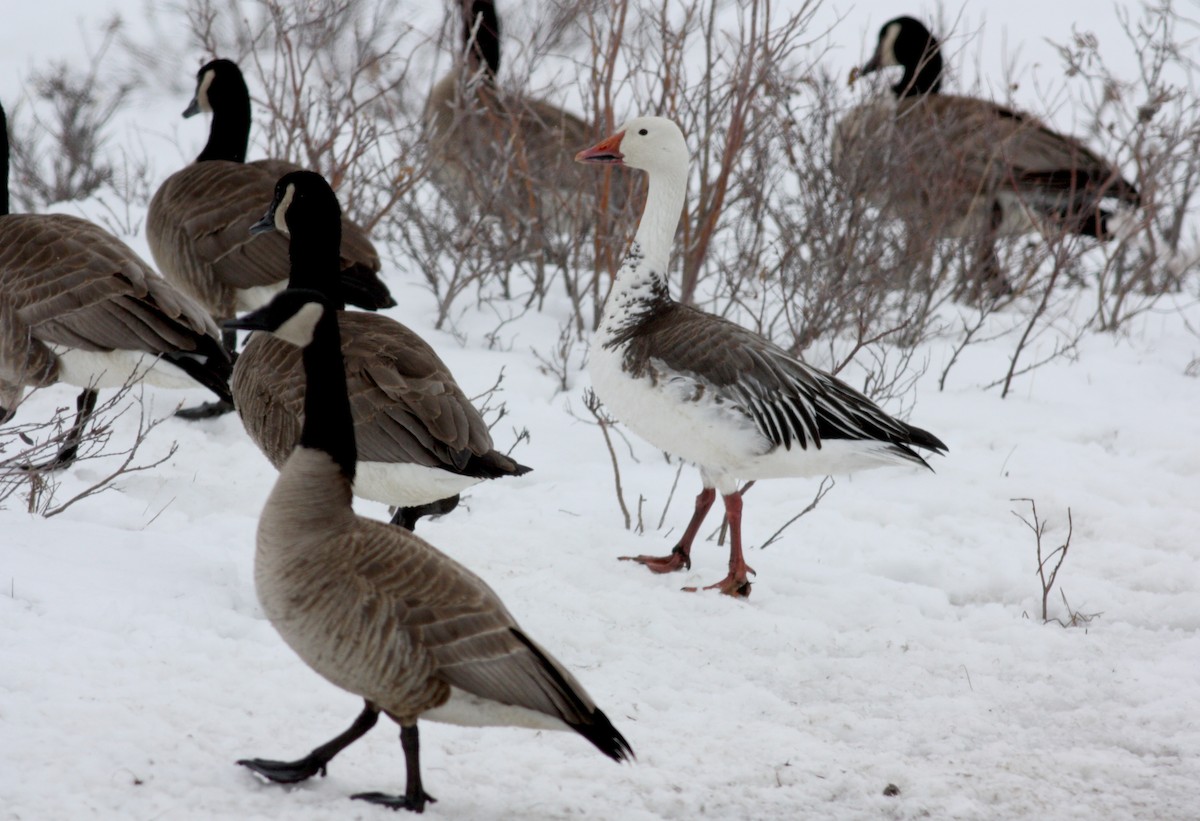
[
  {"xmin": 351, "ymin": 790, "xmax": 437, "ymax": 813},
  {"xmin": 237, "ymin": 754, "xmax": 328, "ymax": 784}
]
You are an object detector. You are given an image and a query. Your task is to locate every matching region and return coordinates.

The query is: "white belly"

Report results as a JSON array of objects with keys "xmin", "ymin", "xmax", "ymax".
[
  {"xmin": 51, "ymin": 347, "xmax": 198, "ymax": 391},
  {"xmin": 353, "ymin": 461, "xmax": 482, "ymax": 507},
  {"xmin": 422, "ymin": 686, "xmax": 569, "ymax": 732}
]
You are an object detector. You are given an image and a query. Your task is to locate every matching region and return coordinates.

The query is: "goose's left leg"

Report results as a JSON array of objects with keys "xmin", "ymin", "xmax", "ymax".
[
  {"xmin": 688, "ymin": 490, "xmax": 755, "ymax": 598},
  {"xmin": 352, "ymin": 723, "xmax": 437, "ymax": 813},
  {"xmin": 27, "ymin": 388, "xmax": 98, "ymax": 471}
]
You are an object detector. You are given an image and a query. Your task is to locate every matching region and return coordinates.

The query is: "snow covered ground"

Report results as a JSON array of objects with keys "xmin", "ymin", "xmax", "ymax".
[{"xmin": 3, "ymin": 2, "xmax": 1200, "ymax": 819}]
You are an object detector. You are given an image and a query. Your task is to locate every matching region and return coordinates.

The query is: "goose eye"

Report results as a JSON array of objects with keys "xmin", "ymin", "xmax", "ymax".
[{"xmin": 638, "ymin": 128, "xmax": 648, "ymax": 136}]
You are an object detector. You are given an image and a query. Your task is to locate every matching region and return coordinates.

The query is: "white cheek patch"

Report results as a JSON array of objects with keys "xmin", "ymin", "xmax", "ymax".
[
  {"xmin": 880, "ymin": 22, "xmax": 901, "ymax": 67},
  {"xmin": 197, "ymin": 69, "xmax": 215, "ymax": 113},
  {"xmin": 274, "ymin": 184, "xmax": 295, "ymax": 235},
  {"xmin": 273, "ymin": 302, "xmax": 324, "ymax": 347}
]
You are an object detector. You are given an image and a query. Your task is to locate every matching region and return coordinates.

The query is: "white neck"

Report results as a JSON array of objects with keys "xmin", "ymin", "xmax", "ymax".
[{"xmin": 599, "ymin": 157, "xmax": 688, "ymax": 336}]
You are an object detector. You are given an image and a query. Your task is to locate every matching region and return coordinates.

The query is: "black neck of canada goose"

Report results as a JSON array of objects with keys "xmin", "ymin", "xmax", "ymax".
[
  {"xmin": 257, "ymin": 171, "xmax": 349, "ymax": 309},
  {"xmin": 298, "ymin": 298, "xmax": 356, "ymax": 480},
  {"xmin": 1, "ymin": 101, "xmax": 10, "ymax": 216},
  {"xmin": 194, "ymin": 59, "xmax": 252, "ymax": 163},
  {"xmin": 464, "ymin": 0, "xmax": 501, "ymax": 81},
  {"xmin": 229, "ymin": 290, "xmax": 357, "ymax": 479}
]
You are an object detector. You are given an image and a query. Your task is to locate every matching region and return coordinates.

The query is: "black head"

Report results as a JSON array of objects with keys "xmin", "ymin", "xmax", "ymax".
[
  {"xmin": 250, "ymin": 170, "xmax": 342, "ymax": 239},
  {"xmin": 860, "ymin": 16, "xmax": 943, "ymax": 97},
  {"xmin": 223, "ymin": 288, "xmax": 330, "ymax": 346},
  {"xmin": 184, "ymin": 58, "xmax": 250, "ymax": 118},
  {"xmin": 464, "ymin": 0, "xmax": 501, "ymax": 76}
]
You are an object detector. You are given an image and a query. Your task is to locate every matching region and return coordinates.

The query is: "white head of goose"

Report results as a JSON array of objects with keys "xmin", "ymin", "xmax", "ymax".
[
  {"xmin": 577, "ymin": 116, "xmax": 947, "ymax": 597},
  {"xmin": 0, "ymin": 101, "xmax": 231, "ymax": 469},
  {"xmin": 147, "ymin": 58, "xmax": 393, "ymax": 418},
  {"xmin": 224, "ymin": 288, "xmax": 632, "ymax": 811},
  {"xmin": 840, "ymin": 16, "xmax": 1140, "ymax": 256},
  {"xmin": 232, "ymin": 169, "xmax": 529, "ymax": 529}
]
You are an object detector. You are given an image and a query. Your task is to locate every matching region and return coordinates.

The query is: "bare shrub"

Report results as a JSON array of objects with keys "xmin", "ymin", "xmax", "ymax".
[
  {"xmin": 1011, "ymin": 498, "xmax": 1099, "ymax": 627},
  {"xmin": 0, "ymin": 384, "xmax": 178, "ymax": 518},
  {"xmin": 6, "ymin": 17, "xmax": 134, "ymax": 211},
  {"xmin": 1049, "ymin": 1, "xmax": 1200, "ymax": 330}
]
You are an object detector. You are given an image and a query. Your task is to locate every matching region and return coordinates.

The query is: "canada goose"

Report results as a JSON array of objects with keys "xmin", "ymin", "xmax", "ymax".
[
  {"xmin": 0, "ymin": 102, "xmax": 232, "ymax": 469},
  {"xmin": 147, "ymin": 58, "xmax": 394, "ymax": 416},
  {"xmin": 225, "ymin": 288, "xmax": 632, "ymax": 810},
  {"xmin": 423, "ymin": 0, "xmax": 625, "ymax": 238},
  {"xmin": 577, "ymin": 117, "xmax": 947, "ymax": 597},
  {"xmin": 233, "ymin": 170, "xmax": 529, "ymax": 529},
  {"xmin": 836, "ymin": 16, "xmax": 1140, "ymax": 294}
]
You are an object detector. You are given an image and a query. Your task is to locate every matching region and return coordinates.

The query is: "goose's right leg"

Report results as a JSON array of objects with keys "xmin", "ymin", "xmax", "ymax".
[
  {"xmin": 238, "ymin": 700, "xmax": 380, "ymax": 783},
  {"xmin": 620, "ymin": 486, "xmax": 716, "ymax": 573}
]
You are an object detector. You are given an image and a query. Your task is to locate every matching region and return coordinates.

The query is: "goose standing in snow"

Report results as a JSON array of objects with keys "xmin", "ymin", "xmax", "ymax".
[
  {"xmin": 577, "ymin": 117, "xmax": 947, "ymax": 597},
  {"xmin": 233, "ymin": 170, "xmax": 529, "ymax": 529},
  {"xmin": 227, "ymin": 288, "xmax": 632, "ymax": 811},
  {"xmin": 423, "ymin": 0, "xmax": 626, "ymax": 239},
  {"xmin": 835, "ymin": 16, "xmax": 1140, "ymax": 295},
  {"xmin": 0, "ymin": 102, "xmax": 231, "ymax": 470},
  {"xmin": 148, "ymin": 59, "xmax": 393, "ymax": 416}
]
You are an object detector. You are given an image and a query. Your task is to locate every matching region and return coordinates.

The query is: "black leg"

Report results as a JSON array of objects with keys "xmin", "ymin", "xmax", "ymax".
[
  {"xmin": 352, "ymin": 724, "xmax": 437, "ymax": 813},
  {"xmin": 238, "ymin": 700, "xmax": 380, "ymax": 784},
  {"xmin": 26, "ymin": 388, "xmax": 98, "ymax": 471},
  {"xmin": 174, "ymin": 328, "xmax": 238, "ymax": 420},
  {"xmin": 389, "ymin": 495, "xmax": 460, "ymax": 531}
]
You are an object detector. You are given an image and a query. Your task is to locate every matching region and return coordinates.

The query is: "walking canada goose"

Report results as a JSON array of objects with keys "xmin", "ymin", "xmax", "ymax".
[
  {"xmin": 0, "ymin": 102, "xmax": 232, "ymax": 469},
  {"xmin": 225, "ymin": 288, "xmax": 632, "ymax": 811},
  {"xmin": 577, "ymin": 117, "xmax": 947, "ymax": 597},
  {"xmin": 423, "ymin": 0, "xmax": 626, "ymax": 238},
  {"xmin": 147, "ymin": 58, "xmax": 393, "ymax": 416},
  {"xmin": 836, "ymin": 16, "xmax": 1140, "ymax": 294},
  {"xmin": 233, "ymin": 170, "xmax": 529, "ymax": 529}
]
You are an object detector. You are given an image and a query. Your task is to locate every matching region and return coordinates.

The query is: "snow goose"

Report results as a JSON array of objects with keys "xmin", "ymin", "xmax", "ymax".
[
  {"xmin": 226, "ymin": 288, "xmax": 632, "ymax": 811},
  {"xmin": 148, "ymin": 58, "xmax": 392, "ymax": 416},
  {"xmin": 423, "ymin": 0, "xmax": 625, "ymax": 237},
  {"xmin": 233, "ymin": 170, "xmax": 529, "ymax": 529},
  {"xmin": 836, "ymin": 16, "xmax": 1140, "ymax": 291},
  {"xmin": 577, "ymin": 116, "xmax": 948, "ymax": 597},
  {"xmin": 0, "ymin": 102, "xmax": 231, "ymax": 469}
]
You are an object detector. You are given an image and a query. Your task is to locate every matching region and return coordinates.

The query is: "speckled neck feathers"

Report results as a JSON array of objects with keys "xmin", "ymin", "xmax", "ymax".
[{"xmin": 599, "ymin": 150, "xmax": 687, "ymax": 343}]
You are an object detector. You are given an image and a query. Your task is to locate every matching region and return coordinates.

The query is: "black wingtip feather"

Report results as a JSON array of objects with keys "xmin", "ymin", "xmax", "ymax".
[
  {"xmin": 904, "ymin": 423, "xmax": 948, "ymax": 457},
  {"xmin": 508, "ymin": 629, "xmax": 635, "ymax": 764}
]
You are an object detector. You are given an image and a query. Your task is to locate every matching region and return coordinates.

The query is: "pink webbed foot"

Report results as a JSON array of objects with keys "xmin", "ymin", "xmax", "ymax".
[
  {"xmin": 619, "ymin": 545, "xmax": 691, "ymax": 574},
  {"xmin": 683, "ymin": 564, "xmax": 757, "ymax": 598}
]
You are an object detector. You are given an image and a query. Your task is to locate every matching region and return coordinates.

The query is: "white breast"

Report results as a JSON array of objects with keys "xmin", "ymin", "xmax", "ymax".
[{"xmin": 235, "ymin": 280, "xmax": 288, "ymax": 312}]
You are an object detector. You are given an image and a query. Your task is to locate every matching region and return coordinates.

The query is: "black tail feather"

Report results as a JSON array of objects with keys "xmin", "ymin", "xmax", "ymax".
[{"xmin": 165, "ymin": 338, "xmax": 233, "ymax": 404}]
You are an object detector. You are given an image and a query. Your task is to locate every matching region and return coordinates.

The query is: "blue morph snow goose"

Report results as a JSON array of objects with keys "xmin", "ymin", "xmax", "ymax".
[{"xmin": 577, "ymin": 117, "xmax": 947, "ymax": 597}]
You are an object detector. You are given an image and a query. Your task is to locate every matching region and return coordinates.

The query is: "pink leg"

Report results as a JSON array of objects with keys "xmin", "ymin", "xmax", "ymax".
[
  {"xmin": 685, "ymin": 491, "xmax": 756, "ymax": 597},
  {"xmin": 620, "ymin": 487, "xmax": 716, "ymax": 573}
]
